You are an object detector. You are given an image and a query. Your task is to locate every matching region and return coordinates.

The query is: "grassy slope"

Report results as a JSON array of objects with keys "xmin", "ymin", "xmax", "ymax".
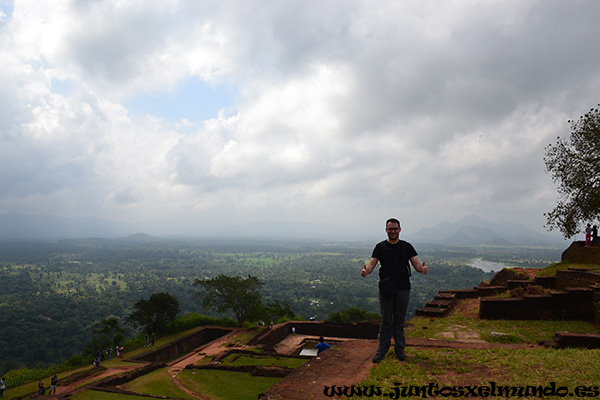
[{"xmin": 350, "ymin": 347, "xmax": 600, "ymax": 399}]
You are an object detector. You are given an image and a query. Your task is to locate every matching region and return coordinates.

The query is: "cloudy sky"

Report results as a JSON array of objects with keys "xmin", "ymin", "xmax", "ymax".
[{"xmin": 0, "ymin": 0, "xmax": 598, "ymax": 239}]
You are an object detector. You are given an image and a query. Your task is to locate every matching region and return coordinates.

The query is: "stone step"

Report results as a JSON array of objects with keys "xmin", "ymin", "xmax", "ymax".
[
  {"xmin": 435, "ymin": 292, "xmax": 457, "ymax": 300},
  {"xmin": 415, "ymin": 306, "xmax": 450, "ymax": 317},
  {"xmin": 426, "ymin": 299, "xmax": 455, "ymax": 308},
  {"xmin": 553, "ymin": 331, "xmax": 600, "ymax": 349}
]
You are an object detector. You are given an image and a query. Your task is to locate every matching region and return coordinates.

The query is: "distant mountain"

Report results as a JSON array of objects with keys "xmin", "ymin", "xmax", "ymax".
[
  {"xmin": 0, "ymin": 212, "xmax": 567, "ymax": 245},
  {"xmin": 405, "ymin": 215, "xmax": 565, "ymax": 246},
  {"xmin": 123, "ymin": 232, "xmax": 164, "ymax": 242},
  {"xmin": 0, "ymin": 212, "xmax": 131, "ymax": 240}
]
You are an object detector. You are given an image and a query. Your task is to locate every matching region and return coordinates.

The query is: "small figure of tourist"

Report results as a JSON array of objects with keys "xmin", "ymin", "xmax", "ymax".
[
  {"xmin": 585, "ymin": 224, "xmax": 593, "ymax": 247},
  {"xmin": 49, "ymin": 374, "xmax": 58, "ymax": 395},
  {"xmin": 315, "ymin": 336, "xmax": 331, "ymax": 354},
  {"xmin": 37, "ymin": 380, "xmax": 45, "ymax": 395}
]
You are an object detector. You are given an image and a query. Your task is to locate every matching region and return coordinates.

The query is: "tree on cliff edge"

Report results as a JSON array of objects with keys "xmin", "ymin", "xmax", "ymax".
[
  {"xmin": 128, "ymin": 292, "xmax": 180, "ymax": 335},
  {"xmin": 194, "ymin": 275, "xmax": 263, "ymax": 326},
  {"xmin": 544, "ymin": 105, "xmax": 600, "ymax": 238}
]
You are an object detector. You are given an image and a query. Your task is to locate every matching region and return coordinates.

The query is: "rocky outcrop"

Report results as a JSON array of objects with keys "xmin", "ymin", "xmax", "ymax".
[{"xmin": 561, "ymin": 241, "xmax": 600, "ymax": 264}]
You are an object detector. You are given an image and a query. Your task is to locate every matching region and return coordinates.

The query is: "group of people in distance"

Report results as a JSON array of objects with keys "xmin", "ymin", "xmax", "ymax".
[
  {"xmin": 36, "ymin": 375, "xmax": 58, "ymax": 396},
  {"xmin": 95, "ymin": 345, "xmax": 124, "ymax": 367},
  {"xmin": 144, "ymin": 332, "xmax": 156, "ymax": 347},
  {"xmin": 585, "ymin": 224, "xmax": 598, "ymax": 247}
]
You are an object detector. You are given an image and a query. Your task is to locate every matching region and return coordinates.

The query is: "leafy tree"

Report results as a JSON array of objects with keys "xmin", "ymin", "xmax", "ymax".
[
  {"xmin": 128, "ymin": 292, "xmax": 180, "ymax": 335},
  {"xmin": 326, "ymin": 307, "xmax": 380, "ymax": 323},
  {"xmin": 194, "ymin": 275, "xmax": 263, "ymax": 326},
  {"xmin": 90, "ymin": 317, "xmax": 125, "ymax": 350},
  {"xmin": 261, "ymin": 300, "xmax": 295, "ymax": 322},
  {"xmin": 544, "ymin": 105, "xmax": 600, "ymax": 238}
]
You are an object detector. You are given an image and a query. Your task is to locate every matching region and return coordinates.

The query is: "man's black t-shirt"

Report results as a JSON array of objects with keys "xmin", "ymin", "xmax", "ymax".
[{"xmin": 372, "ymin": 240, "xmax": 417, "ymax": 290}]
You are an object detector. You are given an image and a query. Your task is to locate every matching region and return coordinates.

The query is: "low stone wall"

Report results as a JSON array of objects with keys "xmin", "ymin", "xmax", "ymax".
[
  {"xmin": 89, "ymin": 386, "xmax": 171, "ymax": 399},
  {"xmin": 248, "ymin": 321, "xmax": 379, "ymax": 353},
  {"xmin": 95, "ymin": 362, "xmax": 166, "ymax": 387},
  {"xmin": 186, "ymin": 363, "xmax": 294, "ymax": 378},
  {"xmin": 131, "ymin": 326, "xmax": 234, "ymax": 363},
  {"xmin": 291, "ymin": 321, "xmax": 379, "ymax": 339},
  {"xmin": 439, "ymin": 286, "xmax": 507, "ymax": 299},
  {"xmin": 533, "ymin": 276, "xmax": 556, "ymax": 288},
  {"xmin": 480, "ymin": 288, "xmax": 594, "ymax": 320},
  {"xmin": 553, "ymin": 331, "xmax": 600, "ymax": 349},
  {"xmin": 555, "ymin": 268, "xmax": 600, "ymax": 289}
]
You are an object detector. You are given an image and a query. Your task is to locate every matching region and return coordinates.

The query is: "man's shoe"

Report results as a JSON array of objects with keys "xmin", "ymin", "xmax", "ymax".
[
  {"xmin": 396, "ymin": 351, "xmax": 406, "ymax": 361},
  {"xmin": 372, "ymin": 354, "xmax": 384, "ymax": 363}
]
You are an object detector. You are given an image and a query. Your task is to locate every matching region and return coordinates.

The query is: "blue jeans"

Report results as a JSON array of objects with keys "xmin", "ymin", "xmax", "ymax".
[{"xmin": 376, "ymin": 289, "xmax": 410, "ymax": 357}]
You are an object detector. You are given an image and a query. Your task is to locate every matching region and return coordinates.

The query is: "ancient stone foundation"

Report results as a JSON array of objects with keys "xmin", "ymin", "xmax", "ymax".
[
  {"xmin": 479, "ymin": 288, "xmax": 594, "ymax": 320},
  {"xmin": 131, "ymin": 326, "xmax": 234, "ymax": 363}
]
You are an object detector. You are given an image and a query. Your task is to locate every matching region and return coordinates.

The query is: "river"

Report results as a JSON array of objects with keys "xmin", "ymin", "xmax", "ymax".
[{"xmin": 469, "ymin": 258, "xmax": 517, "ymax": 273}]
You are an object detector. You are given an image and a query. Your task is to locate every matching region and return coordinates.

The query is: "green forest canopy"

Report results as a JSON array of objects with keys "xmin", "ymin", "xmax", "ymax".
[{"xmin": 0, "ymin": 237, "xmax": 560, "ymax": 375}]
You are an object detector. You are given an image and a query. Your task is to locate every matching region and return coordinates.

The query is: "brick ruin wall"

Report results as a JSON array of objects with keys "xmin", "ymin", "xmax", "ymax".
[
  {"xmin": 131, "ymin": 326, "xmax": 234, "ymax": 363},
  {"xmin": 248, "ymin": 321, "xmax": 379, "ymax": 353},
  {"xmin": 476, "ymin": 244, "xmax": 600, "ymax": 321},
  {"xmin": 479, "ymin": 288, "xmax": 594, "ymax": 320}
]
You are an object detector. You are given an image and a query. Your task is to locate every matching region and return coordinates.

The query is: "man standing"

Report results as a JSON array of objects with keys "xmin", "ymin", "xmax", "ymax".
[
  {"xmin": 361, "ymin": 218, "xmax": 428, "ymax": 363},
  {"xmin": 49, "ymin": 375, "xmax": 58, "ymax": 396}
]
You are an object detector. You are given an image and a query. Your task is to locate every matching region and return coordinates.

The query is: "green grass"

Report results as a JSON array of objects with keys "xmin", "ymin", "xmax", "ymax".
[
  {"xmin": 71, "ymin": 389, "xmax": 138, "ymax": 399},
  {"xmin": 536, "ymin": 261, "xmax": 600, "ymax": 277},
  {"xmin": 2, "ymin": 365, "xmax": 99, "ymax": 399},
  {"xmin": 122, "ymin": 368, "xmax": 197, "ymax": 399},
  {"xmin": 178, "ymin": 369, "xmax": 281, "ymax": 400},
  {"xmin": 348, "ymin": 347, "xmax": 600, "ymax": 400},
  {"xmin": 3, "ymin": 379, "xmax": 43, "ymax": 399},
  {"xmin": 354, "ymin": 277, "xmax": 600, "ymax": 400},
  {"xmin": 406, "ymin": 311, "xmax": 600, "ymax": 343},
  {"xmin": 116, "ymin": 325, "xmax": 208, "ymax": 360},
  {"xmin": 225, "ymin": 329, "xmax": 259, "ymax": 346}
]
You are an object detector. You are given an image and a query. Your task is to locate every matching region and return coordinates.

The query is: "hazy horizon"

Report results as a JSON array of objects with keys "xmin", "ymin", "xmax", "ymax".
[{"xmin": 0, "ymin": 211, "xmax": 569, "ymax": 246}]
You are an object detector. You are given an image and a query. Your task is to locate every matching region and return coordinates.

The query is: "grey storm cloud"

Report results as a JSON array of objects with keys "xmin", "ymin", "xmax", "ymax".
[{"xmin": 0, "ymin": 0, "xmax": 599, "ymax": 237}]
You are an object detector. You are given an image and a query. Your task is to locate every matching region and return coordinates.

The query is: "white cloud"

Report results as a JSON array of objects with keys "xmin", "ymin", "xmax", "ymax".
[{"xmin": 1, "ymin": 0, "xmax": 599, "ymax": 238}]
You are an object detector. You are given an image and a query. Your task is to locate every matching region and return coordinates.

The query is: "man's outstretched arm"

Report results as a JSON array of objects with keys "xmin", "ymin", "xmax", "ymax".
[
  {"xmin": 410, "ymin": 256, "xmax": 428, "ymax": 274},
  {"xmin": 361, "ymin": 257, "xmax": 378, "ymax": 277}
]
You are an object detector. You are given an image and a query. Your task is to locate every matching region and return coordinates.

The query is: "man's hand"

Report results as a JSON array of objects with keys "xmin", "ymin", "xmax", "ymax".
[
  {"xmin": 362, "ymin": 258, "xmax": 378, "ymax": 277},
  {"xmin": 410, "ymin": 257, "xmax": 428, "ymax": 274}
]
